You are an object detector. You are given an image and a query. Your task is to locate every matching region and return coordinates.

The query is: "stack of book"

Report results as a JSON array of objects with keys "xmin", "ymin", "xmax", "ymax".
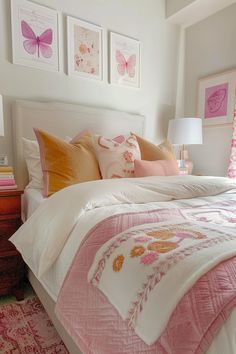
[{"xmin": 0, "ymin": 166, "xmax": 17, "ymax": 190}]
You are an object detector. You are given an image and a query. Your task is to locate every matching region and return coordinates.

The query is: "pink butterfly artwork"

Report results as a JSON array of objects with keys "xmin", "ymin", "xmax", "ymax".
[
  {"xmin": 116, "ymin": 50, "xmax": 136, "ymax": 78},
  {"xmin": 21, "ymin": 20, "xmax": 53, "ymax": 59},
  {"xmin": 205, "ymin": 83, "xmax": 228, "ymax": 119}
]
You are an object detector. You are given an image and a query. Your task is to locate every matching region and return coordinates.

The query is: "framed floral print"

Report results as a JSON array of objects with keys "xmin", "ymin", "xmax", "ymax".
[
  {"xmin": 197, "ymin": 69, "xmax": 236, "ymax": 126},
  {"xmin": 67, "ymin": 16, "xmax": 103, "ymax": 81},
  {"xmin": 110, "ymin": 32, "xmax": 141, "ymax": 88},
  {"xmin": 11, "ymin": 0, "xmax": 59, "ymax": 72}
]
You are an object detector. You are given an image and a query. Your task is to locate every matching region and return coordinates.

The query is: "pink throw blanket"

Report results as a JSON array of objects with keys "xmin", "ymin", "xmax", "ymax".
[{"xmin": 56, "ymin": 203, "xmax": 236, "ymax": 354}]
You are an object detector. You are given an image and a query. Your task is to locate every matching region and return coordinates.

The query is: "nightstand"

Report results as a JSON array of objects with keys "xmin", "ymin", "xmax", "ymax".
[{"xmin": 0, "ymin": 189, "xmax": 25, "ymax": 300}]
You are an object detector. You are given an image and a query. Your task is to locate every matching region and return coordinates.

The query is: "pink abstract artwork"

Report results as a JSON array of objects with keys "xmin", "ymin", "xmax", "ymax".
[
  {"xmin": 74, "ymin": 25, "xmax": 100, "ymax": 76},
  {"xmin": 204, "ymin": 83, "xmax": 228, "ymax": 119}
]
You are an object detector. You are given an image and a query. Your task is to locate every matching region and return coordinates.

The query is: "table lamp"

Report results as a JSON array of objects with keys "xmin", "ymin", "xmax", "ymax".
[{"xmin": 167, "ymin": 117, "xmax": 202, "ymax": 174}]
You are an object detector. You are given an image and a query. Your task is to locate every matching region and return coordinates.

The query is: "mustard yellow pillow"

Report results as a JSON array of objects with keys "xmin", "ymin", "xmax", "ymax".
[
  {"xmin": 132, "ymin": 134, "xmax": 176, "ymax": 161},
  {"xmin": 34, "ymin": 129, "xmax": 101, "ymax": 197}
]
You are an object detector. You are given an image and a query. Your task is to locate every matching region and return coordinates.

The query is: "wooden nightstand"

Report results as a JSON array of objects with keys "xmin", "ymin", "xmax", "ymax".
[{"xmin": 0, "ymin": 189, "xmax": 25, "ymax": 301}]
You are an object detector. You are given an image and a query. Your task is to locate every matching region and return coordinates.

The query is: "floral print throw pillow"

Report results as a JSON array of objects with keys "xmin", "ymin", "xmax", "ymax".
[{"xmin": 94, "ymin": 134, "xmax": 141, "ymax": 179}]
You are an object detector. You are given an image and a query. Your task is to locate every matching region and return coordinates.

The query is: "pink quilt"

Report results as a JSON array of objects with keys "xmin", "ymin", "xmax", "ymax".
[{"xmin": 55, "ymin": 201, "xmax": 236, "ymax": 354}]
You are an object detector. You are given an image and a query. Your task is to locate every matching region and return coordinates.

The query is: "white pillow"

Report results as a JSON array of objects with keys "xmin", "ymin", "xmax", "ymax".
[{"xmin": 22, "ymin": 138, "xmax": 43, "ymax": 189}]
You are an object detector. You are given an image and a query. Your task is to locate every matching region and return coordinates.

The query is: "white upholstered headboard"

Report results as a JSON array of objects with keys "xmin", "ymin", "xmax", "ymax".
[{"xmin": 12, "ymin": 100, "xmax": 145, "ymax": 189}]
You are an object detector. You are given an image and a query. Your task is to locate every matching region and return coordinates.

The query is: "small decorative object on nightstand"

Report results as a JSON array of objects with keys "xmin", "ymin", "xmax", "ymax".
[{"xmin": 0, "ymin": 189, "xmax": 25, "ymax": 300}]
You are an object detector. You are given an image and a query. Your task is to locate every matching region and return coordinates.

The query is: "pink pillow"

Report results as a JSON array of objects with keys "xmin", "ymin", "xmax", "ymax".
[
  {"xmin": 94, "ymin": 134, "xmax": 141, "ymax": 179},
  {"xmin": 134, "ymin": 159, "xmax": 179, "ymax": 177}
]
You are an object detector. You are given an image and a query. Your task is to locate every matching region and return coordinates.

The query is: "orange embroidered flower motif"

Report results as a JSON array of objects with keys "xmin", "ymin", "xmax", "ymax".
[
  {"xmin": 175, "ymin": 229, "xmax": 206, "ymax": 241},
  {"xmin": 130, "ymin": 245, "xmax": 145, "ymax": 258},
  {"xmin": 113, "ymin": 255, "xmax": 125, "ymax": 272},
  {"xmin": 146, "ymin": 229, "xmax": 176, "ymax": 240},
  {"xmin": 148, "ymin": 241, "xmax": 178, "ymax": 253},
  {"xmin": 146, "ymin": 228, "xmax": 206, "ymax": 242}
]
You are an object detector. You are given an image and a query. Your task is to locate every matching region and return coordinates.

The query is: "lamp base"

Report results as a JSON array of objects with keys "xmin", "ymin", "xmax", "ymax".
[
  {"xmin": 180, "ymin": 149, "xmax": 193, "ymax": 175},
  {"xmin": 184, "ymin": 160, "xmax": 193, "ymax": 175}
]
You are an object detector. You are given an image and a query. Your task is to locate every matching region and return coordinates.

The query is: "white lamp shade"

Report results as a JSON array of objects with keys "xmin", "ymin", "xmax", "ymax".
[
  {"xmin": 0, "ymin": 95, "xmax": 4, "ymax": 137},
  {"xmin": 167, "ymin": 117, "xmax": 202, "ymax": 145}
]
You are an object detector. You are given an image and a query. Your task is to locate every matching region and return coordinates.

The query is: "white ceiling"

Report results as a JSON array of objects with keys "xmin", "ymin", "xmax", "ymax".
[{"xmin": 166, "ymin": 0, "xmax": 236, "ymax": 27}]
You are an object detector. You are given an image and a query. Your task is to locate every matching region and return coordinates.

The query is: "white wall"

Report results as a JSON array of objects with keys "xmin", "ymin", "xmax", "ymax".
[
  {"xmin": 184, "ymin": 3, "xmax": 236, "ymax": 176},
  {"xmin": 0, "ymin": 0, "xmax": 180, "ymax": 167}
]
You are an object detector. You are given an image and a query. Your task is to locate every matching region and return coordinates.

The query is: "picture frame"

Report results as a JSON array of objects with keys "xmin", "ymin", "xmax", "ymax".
[
  {"xmin": 197, "ymin": 69, "xmax": 236, "ymax": 126},
  {"xmin": 11, "ymin": 0, "xmax": 59, "ymax": 72},
  {"xmin": 67, "ymin": 16, "xmax": 103, "ymax": 81},
  {"xmin": 110, "ymin": 32, "xmax": 141, "ymax": 88}
]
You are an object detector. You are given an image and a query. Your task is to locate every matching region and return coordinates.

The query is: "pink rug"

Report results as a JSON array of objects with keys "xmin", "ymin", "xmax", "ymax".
[{"xmin": 0, "ymin": 296, "xmax": 68, "ymax": 353}]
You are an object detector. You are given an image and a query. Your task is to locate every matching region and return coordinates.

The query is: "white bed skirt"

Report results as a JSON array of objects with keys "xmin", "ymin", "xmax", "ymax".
[
  {"xmin": 28, "ymin": 270, "xmax": 81, "ymax": 354},
  {"xmin": 28, "ymin": 268, "xmax": 236, "ymax": 354}
]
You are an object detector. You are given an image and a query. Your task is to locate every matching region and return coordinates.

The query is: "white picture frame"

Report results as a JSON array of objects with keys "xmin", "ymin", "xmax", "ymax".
[
  {"xmin": 67, "ymin": 16, "xmax": 103, "ymax": 81},
  {"xmin": 11, "ymin": 0, "xmax": 59, "ymax": 72},
  {"xmin": 197, "ymin": 69, "xmax": 236, "ymax": 126},
  {"xmin": 110, "ymin": 32, "xmax": 141, "ymax": 88}
]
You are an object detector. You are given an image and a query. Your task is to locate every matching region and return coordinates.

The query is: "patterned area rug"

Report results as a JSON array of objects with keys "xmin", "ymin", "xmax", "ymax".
[{"xmin": 0, "ymin": 296, "xmax": 68, "ymax": 353}]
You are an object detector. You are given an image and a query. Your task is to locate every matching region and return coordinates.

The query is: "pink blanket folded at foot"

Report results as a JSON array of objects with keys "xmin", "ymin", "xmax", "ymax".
[{"xmin": 56, "ymin": 207, "xmax": 236, "ymax": 354}]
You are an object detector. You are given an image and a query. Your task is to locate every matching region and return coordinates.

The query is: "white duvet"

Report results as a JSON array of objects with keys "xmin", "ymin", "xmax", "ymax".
[{"xmin": 11, "ymin": 175, "xmax": 236, "ymax": 279}]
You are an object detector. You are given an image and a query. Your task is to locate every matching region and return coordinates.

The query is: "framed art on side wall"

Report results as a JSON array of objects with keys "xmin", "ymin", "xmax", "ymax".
[
  {"xmin": 110, "ymin": 32, "xmax": 141, "ymax": 88},
  {"xmin": 197, "ymin": 69, "xmax": 236, "ymax": 126},
  {"xmin": 67, "ymin": 16, "xmax": 103, "ymax": 81},
  {"xmin": 11, "ymin": 0, "xmax": 59, "ymax": 72}
]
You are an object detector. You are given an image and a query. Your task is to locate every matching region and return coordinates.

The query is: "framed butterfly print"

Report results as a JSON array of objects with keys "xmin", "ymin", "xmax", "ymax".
[
  {"xmin": 197, "ymin": 69, "xmax": 236, "ymax": 126},
  {"xmin": 11, "ymin": 0, "xmax": 59, "ymax": 72},
  {"xmin": 67, "ymin": 16, "xmax": 103, "ymax": 81},
  {"xmin": 110, "ymin": 32, "xmax": 141, "ymax": 88}
]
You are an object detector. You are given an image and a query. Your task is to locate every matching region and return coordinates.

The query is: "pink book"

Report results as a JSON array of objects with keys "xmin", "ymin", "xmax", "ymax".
[
  {"xmin": 0, "ymin": 184, "xmax": 17, "ymax": 190},
  {"xmin": 0, "ymin": 179, "xmax": 16, "ymax": 186}
]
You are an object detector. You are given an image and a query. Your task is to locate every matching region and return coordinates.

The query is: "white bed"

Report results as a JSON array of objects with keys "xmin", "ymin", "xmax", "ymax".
[
  {"xmin": 22, "ymin": 188, "xmax": 45, "ymax": 221},
  {"xmin": 12, "ymin": 99, "xmax": 145, "ymax": 354},
  {"xmin": 12, "ymin": 100, "xmax": 236, "ymax": 354}
]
